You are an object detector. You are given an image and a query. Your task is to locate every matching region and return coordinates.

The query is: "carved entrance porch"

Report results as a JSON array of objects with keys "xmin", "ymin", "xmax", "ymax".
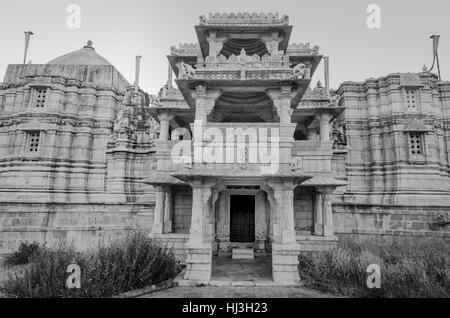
[
  {"xmin": 173, "ymin": 175, "xmax": 310, "ymax": 285},
  {"xmin": 215, "ymin": 187, "xmax": 269, "ymax": 253}
]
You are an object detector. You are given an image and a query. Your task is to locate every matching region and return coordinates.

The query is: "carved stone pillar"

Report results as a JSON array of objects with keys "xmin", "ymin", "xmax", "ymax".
[
  {"xmin": 267, "ymin": 181, "xmax": 300, "ymax": 284},
  {"xmin": 158, "ymin": 113, "xmax": 173, "ymax": 141},
  {"xmin": 188, "ymin": 181, "xmax": 210, "ymax": 247},
  {"xmin": 163, "ymin": 189, "xmax": 173, "ymax": 233},
  {"xmin": 313, "ymin": 192, "xmax": 323, "ymax": 236},
  {"xmin": 261, "ymin": 31, "xmax": 281, "ymax": 55},
  {"xmin": 273, "ymin": 99, "xmax": 293, "ymax": 125},
  {"xmin": 255, "ymin": 190, "xmax": 269, "ymax": 251},
  {"xmin": 318, "ymin": 113, "xmax": 332, "ymax": 142},
  {"xmin": 267, "ymin": 86, "xmax": 295, "ymax": 125},
  {"xmin": 206, "ymin": 31, "xmax": 227, "ymax": 57},
  {"xmin": 322, "ymin": 192, "xmax": 334, "ymax": 237},
  {"xmin": 185, "ymin": 180, "xmax": 214, "ymax": 283},
  {"xmin": 272, "ymin": 186, "xmax": 296, "ymax": 244},
  {"xmin": 191, "ymin": 86, "xmax": 221, "ymax": 123},
  {"xmin": 195, "ymin": 98, "xmax": 215, "ymax": 123},
  {"xmin": 152, "ymin": 186, "xmax": 165, "ymax": 234},
  {"xmin": 316, "ymin": 187, "xmax": 334, "ymax": 237},
  {"xmin": 215, "ymin": 191, "xmax": 230, "ymax": 246}
]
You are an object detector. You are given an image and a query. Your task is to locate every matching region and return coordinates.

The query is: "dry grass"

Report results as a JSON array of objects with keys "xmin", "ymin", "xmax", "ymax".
[
  {"xmin": 298, "ymin": 239, "xmax": 450, "ymax": 298},
  {"xmin": 0, "ymin": 231, "xmax": 181, "ymax": 298}
]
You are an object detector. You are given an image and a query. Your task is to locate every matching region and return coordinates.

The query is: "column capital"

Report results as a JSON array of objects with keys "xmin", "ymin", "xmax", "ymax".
[
  {"xmin": 315, "ymin": 112, "xmax": 332, "ymax": 122},
  {"xmin": 191, "ymin": 86, "xmax": 222, "ymax": 121},
  {"xmin": 157, "ymin": 112, "xmax": 174, "ymax": 122},
  {"xmin": 267, "ymin": 87, "xmax": 296, "ymax": 124},
  {"xmin": 265, "ymin": 179, "xmax": 296, "ymax": 192},
  {"xmin": 266, "ymin": 86, "xmax": 296, "ymax": 101},
  {"xmin": 315, "ymin": 185, "xmax": 335, "ymax": 194},
  {"xmin": 191, "ymin": 85, "xmax": 222, "ymax": 100},
  {"xmin": 206, "ymin": 33, "xmax": 227, "ymax": 57}
]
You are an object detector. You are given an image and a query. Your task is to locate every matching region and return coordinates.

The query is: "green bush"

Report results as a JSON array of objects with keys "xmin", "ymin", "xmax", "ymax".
[
  {"xmin": 3, "ymin": 241, "xmax": 42, "ymax": 267},
  {"xmin": 1, "ymin": 231, "xmax": 180, "ymax": 298},
  {"xmin": 298, "ymin": 240, "xmax": 450, "ymax": 298}
]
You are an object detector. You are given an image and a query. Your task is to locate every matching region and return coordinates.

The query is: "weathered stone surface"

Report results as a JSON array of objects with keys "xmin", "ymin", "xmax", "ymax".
[{"xmin": 0, "ymin": 14, "xmax": 449, "ymax": 290}]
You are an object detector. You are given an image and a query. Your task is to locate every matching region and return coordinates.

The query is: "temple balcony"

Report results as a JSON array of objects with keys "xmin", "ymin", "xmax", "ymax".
[
  {"xmin": 174, "ymin": 51, "xmax": 311, "ymax": 84},
  {"xmin": 153, "ymin": 123, "xmax": 335, "ymax": 180}
]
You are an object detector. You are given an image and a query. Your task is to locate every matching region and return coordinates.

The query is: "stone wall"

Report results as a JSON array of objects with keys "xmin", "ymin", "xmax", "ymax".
[
  {"xmin": 0, "ymin": 202, "xmax": 153, "ymax": 253},
  {"xmin": 332, "ymin": 203, "xmax": 450, "ymax": 241},
  {"xmin": 294, "ymin": 187, "xmax": 314, "ymax": 234},
  {"xmin": 172, "ymin": 186, "xmax": 192, "ymax": 233},
  {"xmin": 333, "ymin": 72, "xmax": 450, "ymax": 240},
  {"xmin": 0, "ymin": 63, "xmax": 158, "ymax": 254}
]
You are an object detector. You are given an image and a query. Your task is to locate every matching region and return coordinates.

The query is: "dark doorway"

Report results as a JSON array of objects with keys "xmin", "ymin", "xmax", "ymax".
[{"xmin": 230, "ymin": 195, "xmax": 255, "ymax": 243}]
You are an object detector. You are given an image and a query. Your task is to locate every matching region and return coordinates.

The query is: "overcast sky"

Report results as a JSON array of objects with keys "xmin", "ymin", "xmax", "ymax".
[{"xmin": 0, "ymin": 0, "xmax": 449, "ymax": 94}]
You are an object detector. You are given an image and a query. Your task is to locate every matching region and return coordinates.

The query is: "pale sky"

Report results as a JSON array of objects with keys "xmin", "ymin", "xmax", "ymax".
[{"xmin": 0, "ymin": 0, "xmax": 449, "ymax": 94}]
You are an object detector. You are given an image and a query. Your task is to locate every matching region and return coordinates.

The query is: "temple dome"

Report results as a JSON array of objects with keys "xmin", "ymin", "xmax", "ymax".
[{"xmin": 47, "ymin": 41, "xmax": 112, "ymax": 66}]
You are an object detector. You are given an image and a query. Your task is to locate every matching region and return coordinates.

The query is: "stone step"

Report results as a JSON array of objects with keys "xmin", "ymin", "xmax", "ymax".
[{"xmin": 232, "ymin": 247, "xmax": 254, "ymax": 259}]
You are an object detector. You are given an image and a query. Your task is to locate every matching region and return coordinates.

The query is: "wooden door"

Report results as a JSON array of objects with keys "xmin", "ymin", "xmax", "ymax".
[{"xmin": 230, "ymin": 195, "xmax": 255, "ymax": 243}]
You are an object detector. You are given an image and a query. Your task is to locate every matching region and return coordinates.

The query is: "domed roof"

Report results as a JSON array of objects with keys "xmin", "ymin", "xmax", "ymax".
[{"xmin": 47, "ymin": 41, "xmax": 112, "ymax": 66}]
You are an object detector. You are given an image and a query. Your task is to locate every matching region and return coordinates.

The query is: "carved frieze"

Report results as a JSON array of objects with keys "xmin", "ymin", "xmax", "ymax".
[{"xmin": 199, "ymin": 12, "xmax": 289, "ymax": 26}]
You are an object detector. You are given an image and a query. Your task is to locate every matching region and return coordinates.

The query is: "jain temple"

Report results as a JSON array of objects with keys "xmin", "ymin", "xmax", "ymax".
[{"xmin": 0, "ymin": 13, "xmax": 449, "ymax": 283}]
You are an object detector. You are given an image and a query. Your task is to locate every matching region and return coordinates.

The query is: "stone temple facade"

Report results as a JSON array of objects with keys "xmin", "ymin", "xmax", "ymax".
[{"xmin": 0, "ymin": 13, "xmax": 449, "ymax": 283}]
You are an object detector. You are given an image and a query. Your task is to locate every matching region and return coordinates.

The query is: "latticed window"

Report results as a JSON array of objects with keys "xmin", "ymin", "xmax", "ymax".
[
  {"xmin": 27, "ymin": 131, "xmax": 40, "ymax": 152},
  {"xmin": 35, "ymin": 89, "xmax": 47, "ymax": 108},
  {"xmin": 404, "ymin": 89, "xmax": 418, "ymax": 110},
  {"xmin": 409, "ymin": 133, "xmax": 422, "ymax": 156}
]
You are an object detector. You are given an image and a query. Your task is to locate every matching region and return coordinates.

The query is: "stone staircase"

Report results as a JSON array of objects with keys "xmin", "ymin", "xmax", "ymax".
[{"xmin": 231, "ymin": 243, "xmax": 254, "ymax": 259}]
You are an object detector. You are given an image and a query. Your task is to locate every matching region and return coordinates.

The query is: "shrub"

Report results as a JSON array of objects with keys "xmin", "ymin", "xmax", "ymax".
[
  {"xmin": 0, "ymin": 231, "xmax": 180, "ymax": 298},
  {"xmin": 82, "ymin": 231, "xmax": 180, "ymax": 297},
  {"xmin": 298, "ymin": 239, "xmax": 450, "ymax": 298},
  {"xmin": 3, "ymin": 241, "xmax": 42, "ymax": 267}
]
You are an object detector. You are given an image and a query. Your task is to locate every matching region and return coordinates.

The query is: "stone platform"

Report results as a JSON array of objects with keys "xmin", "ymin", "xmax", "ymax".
[
  {"xmin": 232, "ymin": 247, "xmax": 254, "ymax": 259},
  {"xmin": 176, "ymin": 255, "xmax": 302, "ymax": 287}
]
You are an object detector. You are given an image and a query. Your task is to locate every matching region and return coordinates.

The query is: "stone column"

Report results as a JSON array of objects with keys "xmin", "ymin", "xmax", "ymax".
[
  {"xmin": 152, "ymin": 186, "xmax": 165, "ymax": 234},
  {"xmin": 215, "ymin": 192, "xmax": 229, "ymax": 243},
  {"xmin": 273, "ymin": 99, "xmax": 293, "ymax": 125},
  {"xmin": 318, "ymin": 113, "xmax": 332, "ymax": 142},
  {"xmin": 163, "ymin": 189, "xmax": 173, "ymax": 233},
  {"xmin": 317, "ymin": 187, "xmax": 334, "ymax": 237},
  {"xmin": 322, "ymin": 191, "xmax": 334, "ymax": 237},
  {"xmin": 185, "ymin": 180, "xmax": 213, "ymax": 283},
  {"xmin": 313, "ymin": 192, "xmax": 323, "ymax": 236},
  {"xmin": 255, "ymin": 191, "xmax": 269, "ymax": 251},
  {"xmin": 194, "ymin": 98, "xmax": 215, "ymax": 123},
  {"xmin": 261, "ymin": 31, "xmax": 281, "ymax": 55},
  {"xmin": 267, "ymin": 86, "xmax": 295, "ymax": 125},
  {"xmin": 188, "ymin": 182, "xmax": 208, "ymax": 247},
  {"xmin": 192, "ymin": 86, "xmax": 221, "ymax": 123},
  {"xmin": 269, "ymin": 181, "xmax": 300, "ymax": 284},
  {"xmin": 206, "ymin": 31, "xmax": 227, "ymax": 57},
  {"xmin": 158, "ymin": 113, "xmax": 173, "ymax": 141}
]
